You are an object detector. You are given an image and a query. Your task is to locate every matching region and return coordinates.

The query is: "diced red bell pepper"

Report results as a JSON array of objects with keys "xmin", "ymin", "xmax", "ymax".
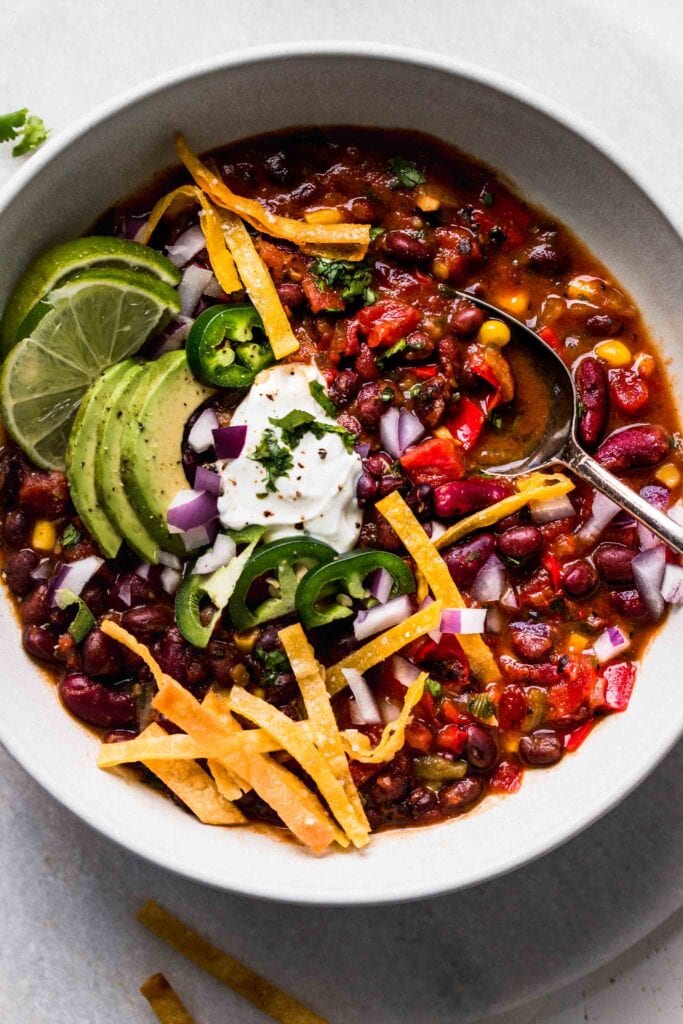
[
  {"xmin": 489, "ymin": 759, "xmax": 524, "ymax": 793},
  {"xmin": 441, "ymin": 698, "xmax": 468, "ymax": 725},
  {"xmin": 542, "ymin": 552, "xmax": 562, "ymax": 592},
  {"xmin": 349, "ymin": 299, "xmax": 421, "ymax": 350},
  {"xmin": 400, "ymin": 437, "xmax": 465, "ymax": 487},
  {"xmin": 411, "ymin": 364, "xmax": 439, "ymax": 380},
  {"xmin": 537, "ymin": 325, "xmax": 562, "ymax": 352},
  {"xmin": 497, "ymin": 684, "xmax": 528, "ymax": 730},
  {"xmin": 609, "ymin": 368, "xmax": 650, "ymax": 415},
  {"xmin": 563, "ymin": 719, "xmax": 597, "ymax": 752},
  {"xmin": 445, "ymin": 396, "xmax": 486, "ymax": 451},
  {"xmin": 435, "ymin": 724, "xmax": 468, "ymax": 755},
  {"xmin": 405, "ymin": 720, "xmax": 434, "ymax": 753},
  {"xmin": 547, "ymin": 656, "xmax": 597, "ymax": 720},
  {"xmin": 602, "ymin": 661, "xmax": 636, "ymax": 712}
]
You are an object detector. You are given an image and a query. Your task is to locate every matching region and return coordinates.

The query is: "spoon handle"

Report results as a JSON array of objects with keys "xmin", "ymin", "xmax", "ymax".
[{"xmin": 562, "ymin": 441, "xmax": 683, "ymax": 555}]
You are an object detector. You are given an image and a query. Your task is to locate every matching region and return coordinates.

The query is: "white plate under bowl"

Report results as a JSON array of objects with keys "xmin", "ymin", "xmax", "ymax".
[{"xmin": 0, "ymin": 43, "xmax": 680, "ymax": 905}]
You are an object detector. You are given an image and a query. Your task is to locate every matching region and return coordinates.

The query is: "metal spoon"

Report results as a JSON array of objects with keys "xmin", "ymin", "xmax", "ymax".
[{"xmin": 457, "ymin": 292, "xmax": 683, "ymax": 555}]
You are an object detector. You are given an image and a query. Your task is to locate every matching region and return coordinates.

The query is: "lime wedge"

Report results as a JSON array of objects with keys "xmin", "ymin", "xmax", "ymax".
[
  {"xmin": 0, "ymin": 268, "xmax": 180, "ymax": 470},
  {"xmin": 0, "ymin": 236, "xmax": 181, "ymax": 355}
]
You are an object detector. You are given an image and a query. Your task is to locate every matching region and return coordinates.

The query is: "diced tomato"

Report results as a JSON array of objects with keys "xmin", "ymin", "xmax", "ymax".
[
  {"xmin": 609, "ymin": 368, "xmax": 650, "ymax": 415},
  {"xmin": 537, "ymin": 325, "xmax": 562, "ymax": 352},
  {"xmin": 441, "ymin": 698, "xmax": 468, "ymax": 725},
  {"xmin": 411, "ymin": 364, "xmax": 439, "ymax": 380},
  {"xmin": 471, "ymin": 184, "xmax": 531, "ymax": 248},
  {"xmin": 602, "ymin": 661, "xmax": 637, "ymax": 712},
  {"xmin": 349, "ymin": 299, "xmax": 421, "ymax": 350},
  {"xmin": 542, "ymin": 552, "xmax": 562, "ymax": 592},
  {"xmin": 563, "ymin": 719, "xmax": 596, "ymax": 752},
  {"xmin": 416, "ymin": 690, "xmax": 437, "ymax": 721},
  {"xmin": 348, "ymin": 761, "xmax": 381, "ymax": 786},
  {"xmin": 547, "ymin": 657, "xmax": 596, "ymax": 720},
  {"xmin": 445, "ymin": 396, "xmax": 486, "ymax": 451},
  {"xmin": 465, "ymin": 344, "xmax": 514, "ymax": 412},
  {"xmin": 300, "ymin": 271, "xmax": 344, "ymax": 313},
  {"xmin": 400, "ymin": 437, "xmax": 465, "ymax": 487},
  {"xmin": 405, "ymin": 720, "xmax": 434, "ymax": 753},
  {"xmin": 497, "ymin": 684, "xmax": 528, "ymax": 730},
  {"xmin": 435, "ymin": 724, "xmax": 468, "ymax": 755},
  {"xmin": 489, "ymin": 759, "xmax": 524, "ymax": 793}
]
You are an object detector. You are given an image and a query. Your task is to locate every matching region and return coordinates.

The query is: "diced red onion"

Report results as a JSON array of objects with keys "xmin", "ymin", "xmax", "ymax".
[
  {"xmin": 188, "ymin": 408, "xmax": 220, "ymax": 454},
  {"xmin": 166, "ymin": 225, "xmax": 207, "ymax": 268},
  {"xmin": 192, "ymin": 533, "xmax": 236, "ymax": 575},
  {"xmin": 638, "ymin": 486, "xmax": 669, "ymax": 549},
  {"xmin": 154, "ymin": 315, "xmax": 194, "ymax": 356},
  {"xmin": 389, "ymin": 654, "xmax": 421, "ymax": 688},
  {"xmin": 160, "ymin": 566, "xmax": 181, "ymax": 595},
  {"xmin": 135, "ymin": 562, "xmax": 152, "ymax": 580},
  {"xmin": 202, "ymin": 274, "xmax": 224, "ymax": 299},
  {"xmin": 638, "ymin": 523, "xmax": 658, "ymax": 551},
  {"xmin": 500, "ymin": 585, "xmax": 519, "ymax": 610},
  {"xmin": 342, "ymin": 668, "xmax": 382, "ymax": 725},
  {"xmin": 157, "ymin": 551, "xmax": 182, "ymax": 570},
  {"xmin": 429, "ymin": 519, "xmax": 446, "ymax": 542},
  {"xmin": 213, "ymin": 424, "xmax": 247, "ymax": 460},
  {"xmin": 440, "ymin": 607, "xmax": 488, "ymax": 634},
  {"xmin": 632, "ymin": 545, "xmax": 666, "ymax": 620},
  {"xmin": 182, "ymin": 521, "xmax": 219, "ymax": 552},
  {"xmin": 419, "ymin": 594, "xmax": 442, "ymax": 642},
  {"xmin": 133, "ymin": 221, "xmax": 149, "ymax": 244},
  {"xmin": 48, "ymin": 556, "xmax": 103, "ymax": 606},
  {"xmin": 178, "ymin": 265, "xmax": 213, "ymax": 315},
  {"xmin": 379, "ymin": 407, "xmax": 425, "ymax": 459},
  {"xmin": 370, "ymin": 567, "xmax": 393, "ymax": 605},
  {"xmin": 485, "ymin": 604, "xmax": 507, "ymax": 634},
  {"xmin": 661, "ymin": 563, "xmax": 683, "ymax": 604},
  {"xmin": 167, "ymin": 488, "xmax": 218, "ymax": 534},
  {"xmin": 355, "ymin": 442, "xmax": 371, "ymax": 458},
  {"xmin": 194, "ymin": 465, "xmax": 221, "ymax": 495},
  {"xmin": 530, "ymin": 493, "xmax": 575, "ymax": 524},
  {"xmin": 576, "ymin": 492, "xmax": 620, "ymax": 545},
  {"xmin": 30, "ymin": 558, "xmax": 51, "ymax": 581},
  {"xmin": 353, "ymin": 594, "xmax": 412, "ymax": 641},
  {"xmin": 593, "ymin": 625, "xmax": 631, "ymax": 664},
  {"xmin": 471, "ymin": 554, "xmax": 507, "ymax": 604},
  {"xmin": 398, "ymin": 408, "xmax": 426, "ymax": 452},
  {"xmin": 117, "ymin": 581, "xmax": 132, "ymax": 607},
  {"xmin": 379, "ymin": 697, "xmax": 401, "ymax": 725}
]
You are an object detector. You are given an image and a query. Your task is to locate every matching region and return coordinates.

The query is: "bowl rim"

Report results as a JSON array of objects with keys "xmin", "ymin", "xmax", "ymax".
[{"xmin": 0, "ymin": 40, "xmax": 681, "ymax": 906}]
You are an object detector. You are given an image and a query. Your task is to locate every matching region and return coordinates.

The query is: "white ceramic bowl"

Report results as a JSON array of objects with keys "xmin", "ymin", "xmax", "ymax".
[{"xmin": 0, "ymin": 43, "xmax": 681, "ymax": 905}]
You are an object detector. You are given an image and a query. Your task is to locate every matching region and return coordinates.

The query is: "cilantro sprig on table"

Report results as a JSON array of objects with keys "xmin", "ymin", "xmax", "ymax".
[{"xmin": 0, "ymin": 109, "xmax": 49, "ymax": 157}]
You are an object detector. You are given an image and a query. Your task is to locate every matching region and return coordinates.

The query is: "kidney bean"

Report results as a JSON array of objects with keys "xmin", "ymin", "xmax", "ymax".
[
  {"xmin": 449, "ymin": 303, "xmax": 485, "ymax": 338},
  {"xmin": 596, "ymin": 424, "xmax": 671, "ymax": 472},
  {"xmin": 406, "ymin": 483, "xmax": 433, "ymax": 520},
  {"xmin": 500, "ymin": 656, "xmax": 562, "ymax": 687},
  {"xmin": 609, "ymin": 588, "xmax": 648, "ymax": 619},
  {"xmin": 509, "ymin": 621, "xmax": 554, "ymax": 662},
  {"xmin": 519, "ymin": 730, "xmax": 563, "ymax": 766},
  {"xmin": 20, "ymin": 583, "xmax": 49, "ymax": 625},
  {"xmin": 561, "ymin": 558, "xmax": 598, "ymax": 597},
  {"xmin": 374, "ymin": 513, "xmax": 403, "ymax": 553},
  {"xmin": 3, "ymin": 509, "xmax": 30, "ymax": 547},
  {"xmin": 60, "ymin": 673, "xmax": 136, "ymax": 728},
  {"xmin": 527, "ymin": 241, "xmax": 567, "ymax": 275},
  {"xmin": 371, "ymin": 768, "xmax": 410, "ymax": 804},
  {"xmin": 4, "ymin": 548, "xmax": 40, "ymax": 596},
  {"xmin": 328, "ymin": 369, "xmax": 360, "ymax": 407},
  {"xmin": 22, "ymin": 624, "xmax": 57, "ymax": 663},
  {"xmin": 79, "ymin": 582, "xmax": 110, "ymax": 619},
  {"xmin": 275, "ymin": 282, "xmax": 304, "ymax": 309},
  {"xmin": 574, "ymin": 356, "xmax": 608, "ymax": 449},
  {"xmin": 465, "ymin": 724, "xmax": 498, "ymax": 771},
  {"xmin": 497, "ymin": 525, "xmax": 542, "ymax": 562},
  {"xmin": 494, "ymin": 511, "xmax": 528, "ymax": 534},
  {"xmin": 354, "ymin": 343, "xmax": 380, "ymax": 383},
  {"xmin": 585, "ymin": 313, "xmax": 622, "ymax": 337},
  {"xmin": 404, "ymin": 330, "xmax": 436, "ymax": 363},
  {"xmin": 377, "ymin": 473, "xmax": 404, "ymax": 498},
  {"xmin": 439, "ymin": 775, "xmax": 484, "ymax": 816},
  {"xmin": 112, "ymin": 572, "xmax": 158, "ymax": 609},
  {"xmin": 81, "ymin": 628, "xmax": 123, "ymax": 677},
  {"xmin": 121, "ymin": 603, "xmax": 174, "ymax": 637},
  {"xmin": 442, "ymin": 533, "xmax": 496, "ymax": 588},
  {"xmin": 413, "ymin": 374, "xmax": 450, "ymax": 428},
  {"xmin": 356, "ymin": 473, "xmax": 378, "ymax": 505},
  {"xmin": 102, "ymin": 729, "xmax": 137, "ymax": 744},
  {"xmin": 18, "ymin": 469, "xmax": 68, "ymax": 517},
  {"xmin": 363, "ymin": 452, "xmax": 394, "ymax": 478},
  {"xmin": 382, "ymin": 230, "xmax": 432, "ymax": 262},
  {"xmin": 337, "ymin": 412, "xmax": 361, "ymax": 436},
  {"xmin": 593, "ymin": 543, "xmax": 635, "ymax": 585},
  {"xmin": 355, "ymin": 382, "xmax": 389, "ymax": 430},
  {"xmin": 434, "ymin": 478, "xmax": 513, "ymax": 518},
  {"xmin": 408, "ymin": 785, "xmax": 439, "ymax": 818}
]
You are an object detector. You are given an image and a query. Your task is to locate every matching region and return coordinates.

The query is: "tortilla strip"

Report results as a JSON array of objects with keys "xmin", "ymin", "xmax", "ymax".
[
  {"xmin": 139, "ymin": 723, "xmax": 245, "ymax": 825},
  {"xmin": 434, "ymin": 472, "xmax": 575, "ymax": 550},
  {"xmin": 176, "ymin": 134, "xmax": 370, "ymax": 259},
  {"xmin": 201, "ymin": 689, "xmax": 251, "ymax": 799},
  {"xmin": 229, "ymin": 686, "xmax": 369, "ymax": 848},
  {"xmin": 153, "ymin": 678, "xmax": 343, "ymax": 853},
  {"xmin": 341, "ymin": 671, "xmax": 427, "ymax": 764},
  {"xmin": 219, "ymin": 211, "xmax": 299, "ymax": 359},
  {"xmin": 140, "ymin": 184, "xmax": 241, "ymax": 293},
  {"xmin": 138, "ymin": 901, "xmax": 329, "ymax": 1024},
  {"xmin": 377, "ymin": 492, "xmax": 501, "ymax": 683},
  {"xmin": 278, "ymin": 623, "xmax": 368, "ymax": 829},
  {"xmin": 326, "ymin": 599, "xmax": 442, "ymax": 696},
  {"xmin": 140, "ymin": 973, "xmax": 198, "ymax": 1024}
]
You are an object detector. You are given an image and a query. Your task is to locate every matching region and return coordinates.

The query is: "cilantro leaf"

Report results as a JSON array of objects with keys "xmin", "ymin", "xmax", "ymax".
[
  {"xmin": 309, "ymin": 379, "xmax": 337, "ymax": 417},
  {"xmin": 377, "ymin": 337, "xmax": 407, "ymax": 367},
  {"xmin": 61, "ymin": 524, "xmax": 81, "ymax": 549},
  {"xmin": 255, "ymin": 646, "xmax": 291, "ymax": 687},
  {"xmin": 426, "ymin": 677, "xmax": 443, "ymax": 700},
  {"xmin": 389, "ymin": 156, "xmax": 427, "ymax": 189},
  {"xmin": 468, "ymin": 694, "xmax": 496, "ymax": 720},
  {"xmin": 310, "ymin": 257, "xmax": 374, "ymax": 305},
  {"xmin": 249, "ymin": 428, "xmax": 293, "ymax": 493},
  {"xmin": 269, "ymin": 409, "xmax": 357, "ymax": 453},
  {"xmin": 0, "ymin": 109, "xmax": 49, "ymax": 156}
]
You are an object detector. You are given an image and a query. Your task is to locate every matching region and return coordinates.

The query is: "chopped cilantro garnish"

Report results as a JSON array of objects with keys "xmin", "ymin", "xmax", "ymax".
[
  {"xmin": 488, "ymin": 410, "xmax": 503, "ymax": 430},
  {"xmin": 377, "ymin": 337, "xmax": 407, "ymax": 366},
  {"xmin": 426, "ymin": 677, "xmax": 443, "ymax": 700},
  {"xmin": 0, "ymin": 109, "xmax": 49, "ymax": 156},
  {"xmin": 309, "ymin": 379, "xmax": 337, "ymax": 417},
  {"xmin": 61, "ymin": 523, "xmax": 81, "ymax": 549},
  {"xmin": 389, "ymin": 156, "xmax": 427, "ymax": 189},
  {"xmin": 255, "ymin": 647, "xmax": 291, "ymax": 686},
  {"xmin": 310, "ymin": 257, "xmax": 375, "ymax": 305},
  {"xmin": 481, "ymin": 191, "xmax": 495, "ymax": 208},
  {"xmin": 468, "ymin": 694, "xmax": 496, "ymax": 720},
  {"xmin": 249, "ymin": 428, "xmax": 293, "ymax": 493},
  {"xmin": 369, "ymin": 226, "xmax": 385, "ymax": 240},
  {"xmin": 270, "ymin": 409, "xmax": 357, "ymax": 453}
]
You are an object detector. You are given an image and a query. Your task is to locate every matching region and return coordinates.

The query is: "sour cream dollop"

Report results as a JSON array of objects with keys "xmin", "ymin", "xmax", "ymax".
[{"xmin": 217, "ymin": 364, "xmax": 363, "ymax": 552}]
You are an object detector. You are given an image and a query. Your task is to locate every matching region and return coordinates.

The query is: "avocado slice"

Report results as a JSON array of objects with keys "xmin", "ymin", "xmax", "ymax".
[
  {"xmin": 121, "ymin": 351, "xmax": 216, "ymax": 554},
  {"xmin": 95, "ymin": 361, "xmax": 160, "ymax": 564},
  {"xmin": 66, "ymin": 362, "xmax": 130, "ymax": 558}
]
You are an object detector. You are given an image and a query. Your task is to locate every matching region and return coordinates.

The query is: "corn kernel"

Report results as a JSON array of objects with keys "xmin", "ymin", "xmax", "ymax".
[
  {"xmin": 32, "ymin": 520, "xmax": 57, "ymax": 552},
  {"xmin": 496, "ymin": 291, "xmax": 530, "ymax": 317},
  {"xmin": 500, "ymin": 732, "xmax": 519, "ymax": 754},
  {"xmin": 566, "ymin": 274, "xmax": 605, "ymax": 302},
  {"xmin": 432, "ymin": 425, "xmax": 453, "ymax": 440},
  {"xmin": 252, "ymin": 686, "xmax": 266, "ymax": 700},
  {"xmin": 415, "ymin": 187, "xmax": 441, "ymax": 212},
  {"xmin": 304, "ymin": 207, "xmax": 343, "ymax": 225},
  {"xmin": 594, "ymin": 340, "xmax": 631, "ymax": 367},
  {"xmin": 230, "ymin": 664, "xmax": 250, "ymax": 687},
  {"xmin": 477, "ymin": 319, "xmax": 511, "ymax": 347},
  {"xmin": 567, "ymin": 632, "xmax": 589, "ymax": 653},
  {"xmin": 234, "ymin": 628, "xmax": 259, "ymax": 654},
  {"xmin": 655, "ymin": 462, "xmax": 681, "ymax": 489}
]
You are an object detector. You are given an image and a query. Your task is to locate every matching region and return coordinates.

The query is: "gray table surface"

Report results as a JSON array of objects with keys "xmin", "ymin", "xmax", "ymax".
[{"xmin": 1, "ymin": 2, "xmax": 682, "ymax": 1022}]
